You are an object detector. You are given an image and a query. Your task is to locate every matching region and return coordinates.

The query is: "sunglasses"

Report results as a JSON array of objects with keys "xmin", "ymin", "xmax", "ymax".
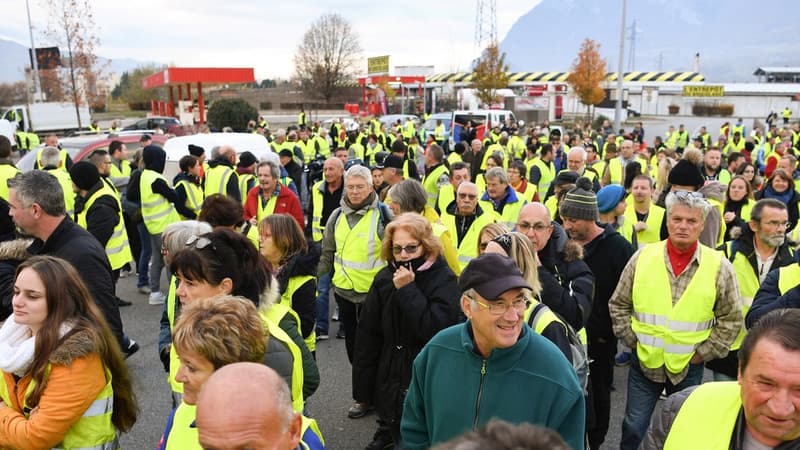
[{"xmin": 185, "ymin": 235, "xmax": 214, "ymax": 250}]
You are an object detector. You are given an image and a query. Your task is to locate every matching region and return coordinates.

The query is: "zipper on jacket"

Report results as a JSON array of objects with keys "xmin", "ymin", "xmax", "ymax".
[{"xmin": 473, "ymin": 359, "xmax": 487, "ymax": 430}]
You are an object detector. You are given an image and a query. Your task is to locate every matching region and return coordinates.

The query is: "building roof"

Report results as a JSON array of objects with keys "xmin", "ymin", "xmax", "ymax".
[
  {"xmin": 753, "ymin": 67, "xmax": 800, "ymax": 75},
  {"xmin": 142, "ymin": 67, "xmax": 255, "ymax": 89}
]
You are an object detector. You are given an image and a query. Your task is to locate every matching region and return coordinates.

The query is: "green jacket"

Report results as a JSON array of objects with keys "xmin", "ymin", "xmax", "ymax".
[{"xmin": 400, "ymin": 322, "xmax": 586, "ymax": 449}]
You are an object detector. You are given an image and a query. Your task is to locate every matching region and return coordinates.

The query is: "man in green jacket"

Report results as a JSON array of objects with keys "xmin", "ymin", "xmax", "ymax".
[{"xmin": 401, "ymin": 253, "xmax": 586, "ymax": 450}]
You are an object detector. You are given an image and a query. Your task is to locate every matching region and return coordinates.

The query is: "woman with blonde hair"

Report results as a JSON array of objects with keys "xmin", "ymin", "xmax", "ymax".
[
  {"xmin": 353, "ymin": 213, "xmax": 461, "ymax": 449},
  {"xmin": 483, "ymin": 232, "xmax": 572, "ymax": 362},
  {"xmin": 477, "ymin": 222, "xmax": 511, "ymax": 255},
  {"xmin": 0, "ymin": 256, "xmax": 137, "ymax": 449}
]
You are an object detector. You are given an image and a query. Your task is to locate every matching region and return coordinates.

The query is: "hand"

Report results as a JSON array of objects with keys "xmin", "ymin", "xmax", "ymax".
[
  {"xmin": 690, "ymin": 353, "xmax": 703, "ymax": 365},
  {"xmin": 723, "ymin": 212, "xmax": 736, "ymax": 223},
  {"xmin": 634, "ymin": 221, "xmax": 647, "ymax": 232},
  {"xmin": 249, "ymin": 218, "xmax": 258, "ymax": 226},
  {"xmin": 393, "ymin": 265, "xmax": 415, "ymax": 289}
]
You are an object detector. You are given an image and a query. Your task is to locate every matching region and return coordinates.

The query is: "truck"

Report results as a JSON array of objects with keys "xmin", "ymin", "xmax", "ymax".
[{"xmin": 1, "ymin": 102, "xmax": 91, "ymax": 135}]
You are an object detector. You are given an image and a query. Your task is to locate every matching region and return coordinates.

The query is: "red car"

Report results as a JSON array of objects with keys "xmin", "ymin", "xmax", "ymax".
[{"xmin": 18, "ymin": 133, "xmax": 168, "ymax": 172}]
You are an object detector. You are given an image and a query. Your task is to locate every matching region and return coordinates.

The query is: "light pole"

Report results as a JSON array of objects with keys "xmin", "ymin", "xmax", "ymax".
[
  {"xmin": 614, "ymin": 0, "xmax": 627, "ymax": 131},
  {"xmin": 25, "ymin": 0, "xmax": 43, "ymax": 102}
]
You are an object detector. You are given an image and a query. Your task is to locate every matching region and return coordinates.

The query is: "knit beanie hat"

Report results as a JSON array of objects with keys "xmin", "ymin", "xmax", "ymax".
[
  {"xmin": 559, "ymin": 177, "xmax": 598, "ymax": 221},
  {"xmin": 69, "ymin": 161, "xmax": 100, "ymax": 191},
  {"xmin": 554, "ymin": 170, "xmax": 580, "ymax": 187},
  {"xmin": 596, "ymin": 184, "xmax": 626, "ymax": 213},
  {"xmin": 188, "ymin": 144, "xmax": 205, "ymax": 157},
  {"xmin": 237, "ymin": 151, "xmax": 258, "ymax": 168},
  {"xmin": 668, "ymin": 159, "xmax": 704, "ymax": 188}
]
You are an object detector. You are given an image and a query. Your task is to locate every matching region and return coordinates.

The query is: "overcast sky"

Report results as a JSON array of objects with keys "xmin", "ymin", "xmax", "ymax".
[{"xmin": 1, "ymin": 0, "xmax": 539, "ymax": 80}]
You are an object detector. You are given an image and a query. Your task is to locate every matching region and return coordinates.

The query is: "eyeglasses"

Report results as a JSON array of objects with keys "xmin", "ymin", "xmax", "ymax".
[
  {"xmin": 762, "ymin": 220, "xmax": 790, "ymax": 229},
  {"xmin": 515, "ymin": 222, "xmax": 550, "ymax": 233},
  {"xmin": 345, "ymin": 184, "xmax": 368, "ymax": 192},
  {"xmin": 392, "ymin": 243, "xmax": 421, "ymax": 255},
  {"xmin": 186, "ymin": 235, "xmax": 214, "ymax": 250},
  {"xmin": 672, "ymin": 190, "xmax": 704, "ymax": 200},
  {"xmin": 458, "ymin": 193, "xmax": 478, "ymax": 199},
  {"xmin": 473, "ymin": 297, "xmax": 530, "ymax": 316}
]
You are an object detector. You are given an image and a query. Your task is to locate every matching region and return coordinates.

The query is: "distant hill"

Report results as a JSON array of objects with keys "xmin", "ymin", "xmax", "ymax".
[
  {"xmin": 0, "ymin": 38, "xmax": 160, "ymax": 84},
  {"xmin": 499, "ymin": 0, "xmax": 800, "ymax": 82}
]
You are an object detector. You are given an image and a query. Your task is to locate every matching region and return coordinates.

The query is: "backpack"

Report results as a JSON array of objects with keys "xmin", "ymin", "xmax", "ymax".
[{"xmin": 527, "ymin": 301, "xmax": 590, "ymax": 395}]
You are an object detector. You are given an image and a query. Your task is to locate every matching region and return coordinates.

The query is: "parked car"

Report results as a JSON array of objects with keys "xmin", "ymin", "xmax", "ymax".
[
  {"xmin": 18, "ymin": 133, "xmax": 168, "ymax": 173},
  {"xmin": 122, "ymin": 116, "xmax": 181, "ymax": 132},
  {"xmin": 451, "ymin": 109, "xmax": 516, "ymax": 144},
  {"xmin": 422, "ymin": 112, "xmax": 452, "ymax": 140},
  {"xmin": 162, "ymin": 132, "xmax": 278, "ymax": 181}
]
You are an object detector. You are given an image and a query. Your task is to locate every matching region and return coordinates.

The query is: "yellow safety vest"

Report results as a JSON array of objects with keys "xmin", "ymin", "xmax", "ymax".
[
  {"xmin": 422, "ymin": 165, "xmax": 449, "ymax": 208},
  {"xmin": 332, "ymin": 208, "xmax": 386, "ymax": 293},
  {"xmin": 36, "ymin": 148, "xmax": 70, "ymax": 171},
  {"xmin": 164, "ymin": 402, "xmax": 199, "ymax": 450},
  {"xmin": 440, "ymin": 209, "xmax": 495, "ymax": 270},
  {"xmin": 0, "ymin": 365, "xmax": 116, "ymax": 450},
  {"xmin": 312, "ymin": 135, "xmax": 330, "ymax": 158},
  {"xmin": 607, "ymin": 158, "xmax": 623, "ymax": 184},
  {"xmin": 446, "ymin": 152, "xmax": 462, "ymax": 166},
  {"xmin": 481, "ymin": 143, "xmax": 508, "ymax": 171},
  {"xmin": 631, "ymin": 241, "xmax": 721, "ymax": 373},
  {"xmin": 708, "ymin": 197, "xmax": 725, "ymax": 247},
  {"xmin": 109, "ymin": 160, "xmax": 131, "ymax": 179},
  {"xmin": 545, "ymin": 195, "xmax": 558, "ymax": 220},
  {"xmin": 174, "ymin": 179, "xmax": 203, "ymax": 220},
  {"xmin": 259, "ymin": 306, "xmax": 306, "ymax": 412},
  {"xmin": 165, "ymin": 277, "xmax": 184, "ymax": 394},
  {"xmin": 45, "ymin": 169, "xmax": 76, "ymax": 219},
  {"xmin": 434, "ymin": 124, "xmax": 445, "ymax": 142},
  {"xmin": 301, "ymin": 416, "xmax": 326, "ymax": 447},
  {"xmin": 663, "ymin": 382, "xmax": 740, "ymax": 450},
  {"xmin": 238, "ymin": 173, "xmax": 255, "ymax": 204},
  {"xmin": 480, "ymin": 195, "xmax": 526, "ymax": 230},
  {"xmin": 140, "ymin": 169, "xmax": 180, "ymax": 235},
  {"xmin": 624, "ymin": 204, "xmax": 665, "ymax": 246},
  {"xmin": 257, "ymin": 191, "xmax": 279, "ymax": 222},
  {"xmin": 777, "ymin": 264, "xmax": 800, "ymax": 296},
  {"xmin": 532, "ymin": 158, "xmax": 555, "ymax": 194},
  {"xmin": 310, "ymin": 181, "xmax": 326, "ymax": 242},
  {"xmin": 0, "ymin": 164, "xmax": 20, "ymax": 201},
  {"xmin": 403, "ymin": 121, "xmax": 416, "ymax": 140},
  {"xmin": 297, "ymin": 139, "xmax": 316, "ymax": 164},
  {"xmin": 203, "ymin": 164, "xmax": 235, "ymax": 198},
  {"xmin": 77, "ymin": 184, "xmax": 132, "ymax": 271},
  {"xmin": 281, "ymin": 275, "xmax": 317, "ymax": 353},
  {"xmin": 725, "ymin": 241, "xmax": 765, "ymax": 350},
  {"xmin": 514, "ymin": 182, "xmax": 537, "ymax": 203}
]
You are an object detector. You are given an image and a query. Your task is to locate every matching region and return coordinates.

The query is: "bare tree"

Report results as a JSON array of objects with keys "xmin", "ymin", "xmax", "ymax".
[
  {"xmin": 0, "ymin": 82, "xmax": 28, "ymax": 107},
  {"xmin": 293, "ymin": 13, "xmax": 361, "ymax": 103},
  {"xmin": 41, "ymin": 0, "xmax": 109, "ymax": 124}
]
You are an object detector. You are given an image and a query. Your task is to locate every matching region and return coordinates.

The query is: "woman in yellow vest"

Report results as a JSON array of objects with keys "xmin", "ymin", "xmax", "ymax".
[
  {"xmin": 172, "ymin": 155, "xmax": 203, "ymax": 220},
  {"xmin": 722, "ymin": 175, "xmax": 756, "ymax": 242},
  {"xmin": 353, "ymin": 213, "xmax": 461, "ymax": 449},
  {"xmin": 168, "ymin": 229, "xmax": 319, "ymax": 410},
  {"xmin": 259, "ymin": 214, "xmax": 319, "ymax": 355},
  {"xmin": 0, "ymin": 256, "xmax": 136, "ymax": 449}
]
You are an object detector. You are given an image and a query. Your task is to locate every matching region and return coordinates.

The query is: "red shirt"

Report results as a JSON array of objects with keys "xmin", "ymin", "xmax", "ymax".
[
  {"xmin": 243, "ymin": 184, "xmax": 305, "ymax": 229},
  {"xmin": 666, "ymin": 238, "xmax": 698, "ymax": 277}
]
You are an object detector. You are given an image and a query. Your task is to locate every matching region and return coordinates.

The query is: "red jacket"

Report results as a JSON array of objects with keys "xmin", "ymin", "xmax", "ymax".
[{"xmin": 244, "ymin": 184, "xmax": 305, "ymax": 228}]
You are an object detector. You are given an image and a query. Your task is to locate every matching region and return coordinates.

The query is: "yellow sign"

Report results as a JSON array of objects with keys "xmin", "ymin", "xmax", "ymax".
[
  {"xmin": 367, "ymin": 55, "xmax": 390, "ymax": 75},
  {"xmin": 683, "ymin": 85, "xmax": 724, "ymax": 97}
]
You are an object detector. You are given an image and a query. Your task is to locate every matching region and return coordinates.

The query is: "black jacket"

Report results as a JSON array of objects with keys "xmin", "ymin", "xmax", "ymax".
[
  {"xmin": 74, "ymin": 181, "xmax": 120, "ymax": 247},
  {"xmin": 206, "ymin": 157, "xmax": 241, "ymax": 201},
  {"xmin": 583, "ymin": 223, "xmax": 635, "ymax": 340},
  {"xmin": 537, "ymin": 222, "xmax": 595, "ymax": 331},
  {"xmin": 27, "ymin": 218, "xmax": 124, "ymax": 347},
  {"xmin": 283, "ymin": 160, "xmax": 303, "ymax": 193},
  {"xmin": 353, "ymin": 256, "xmax": 460, "ymax": 424},
  {"xmin": 171, "ymin": 172, "xmax": 200, "ymax": 220},
  {"xmin": 754, "ymin": 188, "xmax": 800, "ymax": 234},
  {"xmin": 276, "ymin": 242, "xmax": 320, "ymax": 339},
  {"xmin": 0, "ymin": 239, "xmax": 30, "ymax": 321}
]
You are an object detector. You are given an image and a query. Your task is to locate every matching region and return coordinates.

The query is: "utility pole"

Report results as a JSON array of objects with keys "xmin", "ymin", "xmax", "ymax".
[
  {"xmin": 614, "ymin": 0, "xmax": 627, "ymax": 131},
  {"xmin": 25, "ymin": 0, "xmax": 43, "ymax": 102},
  {"xmin": 627, "ymin": 20, "xmax": 636, "ymax": 72}
]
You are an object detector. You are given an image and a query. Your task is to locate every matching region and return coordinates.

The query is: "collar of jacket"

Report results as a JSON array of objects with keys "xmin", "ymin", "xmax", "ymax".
[{"xmin": 461, "ymin": 320, "xmax": 530, "ymax": 370}]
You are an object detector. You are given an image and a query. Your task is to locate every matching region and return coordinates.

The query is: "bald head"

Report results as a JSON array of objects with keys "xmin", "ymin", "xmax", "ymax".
[
  {"xmin": 218, "ymin": 145, "xmax": 237, "ymax": 164},
  {"xmin": 517, "ymin": 202, "xmax": 553, "ymax": 252},
  {"xmin": 196, "ymin": 363, "xmax": 301, "ymax": 450}
]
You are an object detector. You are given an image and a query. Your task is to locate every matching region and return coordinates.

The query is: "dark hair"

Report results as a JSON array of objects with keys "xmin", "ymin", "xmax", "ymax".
[
  {"xmin": 170, "ymin": 228, "xmax": 270, "ymax": 305},
  {"xmin": 740, "ymin": 309, "xmax": 800, "ymax": 375},
  {"xmin": 108, "ymin": 140, "xmax": 123, "ymax": 154},
  {"xmin": 509, "ymin": 160, "xmax": 527, "ymax": 178},
  {"xmin": 451, "ymin": 162, "xmax": 470, "ymax": 173},
  {"xmin": 750, "ymin": 197, "xmax": 787, "ymax": 222},
  {"xmin": 727, "ymin": 152, "xmax": 743, "ymax": 166},
  {"xmin": 539, "ymin": 143, "xmax": 553, "ymax": 157},
  {"xmin": 0, "ymin": 135, "xmax": 13, "ymax": 157},
  {"xmin": 199, "ymin": 194, "xmax": 244, "ymax": 228},
  {"xmin": 431, "ymin": 419, "xmax": 569, "ymax": 450},
  {"xmin": 623, "ymin": 161, "xmax": 643, "ymax": 191},
  {"xmin": 17, "ymin": 256, "xmax": 138, "ymax": 431},
  {"xmin": 179, "ymin": 155, "xmax": 199, "ymax": 173}
]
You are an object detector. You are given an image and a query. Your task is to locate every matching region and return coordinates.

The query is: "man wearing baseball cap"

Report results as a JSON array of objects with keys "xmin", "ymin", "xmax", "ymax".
[{"xmin": 401, "ymin": 253, "xmax": 585, "ymax": 450}]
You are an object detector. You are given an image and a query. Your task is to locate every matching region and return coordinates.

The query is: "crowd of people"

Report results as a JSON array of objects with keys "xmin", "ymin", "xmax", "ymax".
[{"xmin": 0, "ymin": 110, "xmax": 798, "ymax": 449}]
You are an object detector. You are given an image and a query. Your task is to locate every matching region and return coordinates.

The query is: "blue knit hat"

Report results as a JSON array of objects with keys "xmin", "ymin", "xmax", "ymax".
[{"xmin": 596, "ymin": 184, "xmax": 626, "ymax": 214}]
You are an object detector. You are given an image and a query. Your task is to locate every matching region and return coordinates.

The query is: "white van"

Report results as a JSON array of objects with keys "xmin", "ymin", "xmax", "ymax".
[{"xmin": 451, "ymin": 109, "xmax": 516, "ymax": 145}]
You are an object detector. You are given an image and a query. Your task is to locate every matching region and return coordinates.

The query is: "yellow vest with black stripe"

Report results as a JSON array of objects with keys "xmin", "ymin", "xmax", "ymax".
[
  {"xmin": 281, "ymin": 275, "xmax": 317, "ymax": 353},
  {"xmin": 109, "ymin": 160, "xmax": 132, "ymax": 179},
  {"xmin": 0, "ymin": 365, "xmax": 116, "ymax": 450},
  {"xmin": 36, "ymin": 148, "xmax": 70, "ymax": 171},
  {"xmin": 0, "ymin": 164, "xmax": 20, "ymax": 201},
  {"xmin": 174, "ymin": 179, "xmax": 203, "ymax": 220},
  {"xmin": 259, "ymin": 305, "xmax": 306, "ymax": 412},
  {"xmin": 238, "ymin": 173, "xmax": 255, "ymax": 204},
  {"xmin": 165, "ymin": 277, "xmax": 183, "ymax": 394},
  {"xmin": 77, "ymin": 184, "xmax": 132, "ymax": 271},
  {"xmin": 440, "ymin": 209, "xmax": 496, "ymax": 270},
  {"xmin": 164, "ymin": 402, "xmax": 199, "ymax": 450},
  {"xmin": 631, "ymin": 241, "xmax": 722, "ymax": 373},
  {"xmin": 332, "ymin": 208, "xmax": 386, "ymax": 293},
  {"xmin": 423, "ymin": 165, "xmax": 449, "ymax": 208},
  {"xmin": 663, "ymin": 382, "xmax": 740, "ymax": 450},
  {"xmin": 140, "ymin": 169, "xmax": 180, "ymax": 235},
  {"xmin": 532, "ymin": 158, "xmax": 555, "ymax": 193},
  {"xmin": 44, "ymin": 168, "xmax": 75, "ymax": 218},
  {"xmin": 624, "ymin": 203, "xmax": 665, "ymax": 246},
  {"xmin": 203, "ymin": 164, "xmax": 235, "ymax": 198},
  {"xmin": 777, "ymin": 264, "xmax": 800, "ymax": 296}
]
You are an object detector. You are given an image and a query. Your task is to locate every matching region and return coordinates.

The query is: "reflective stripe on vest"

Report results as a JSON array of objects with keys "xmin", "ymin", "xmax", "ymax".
[
  {"xmin": 533, "ymin": 158, "xmax": 555, "ymax": 194},
  {"xmin": 174, "ymin": 179, "xmax": 203, "ymax": 219},
  {"xmin": 281, "ymin": 275, "xmax": 317, "ymax": 353},
  {"xmin": 332, "ymin": 208, "xmax": 385, "ymax": 293},
  {"xmin": 423, "ymin": 165, "xmax": 449, "ymax": 208},
  {"xmin": 631, "ymin": 241, "xmax": 721, "ymax": 372},
  {"xmin": 259, "ymin": 307, "xmax": 306, "ymax": 412},
  {"xmin": 164, "ymin": 402, "xmax": 198, "ymax": 450},
  {"xmin": 624, "ymin": 203, "xmax": 665, "ymax": 246},
  {"xmin": 728, "ymin": 243, "xmax": 759, "ymax": 350},
  {"xmin": 440, "ymin": 210, "xmax": 496, "ymax": 270},
  {"xmin": 663, "ymin": 382, "xmax": 740, "ymax": 450},
  {"xmin": 204, "ymin": 165, "xmax": 234, "ymax": 198},
  {"xmin": 311, "ymin": 181, "xmax": 325, "ymax": 242},
  {"xmin": 140, "ymin": 169, "xmax": 180, "ymax": 234},
  {"xmin": 77, "ymin": 184, "xmax": 132, "ymax": 270}
]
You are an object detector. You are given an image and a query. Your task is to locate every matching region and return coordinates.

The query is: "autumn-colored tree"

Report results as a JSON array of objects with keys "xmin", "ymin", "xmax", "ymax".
[
  {"xmin": 293, "ymin": 13, "xmax": 362, "ymax": 103},
  {"xmin": 41, "ymin": 0, "xmax": 109, "ymax": 125},
  {"xmin": 567, "ymin": 38, "xmax": 607, "ymax": 121},
  {"xmin": 0, "ymin": 82, "xmax": 28, "ymax": 107},
  {"xmin": 472, "ymin": 44, "xmax": 510, "ymax": 107}
]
